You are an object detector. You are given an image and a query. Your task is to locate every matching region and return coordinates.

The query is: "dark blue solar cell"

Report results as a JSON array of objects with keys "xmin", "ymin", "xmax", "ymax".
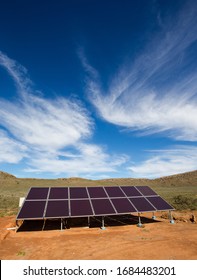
[
  {"xmin": 121, "ymin": 186, "xmax": 142, "ymax": 197},
  {"xmin": 70, "ymin": 200, "xmax": 93, "ymax": 216},
  {"xmin": 17, "ymin": 200, "xmax": 46, "ymax": 219},
  {"xmin": 88, "ymin": 187, "xmax": 107, "ymax": 198},
  {"xmin": 49, "ymin": 187, "xmax": 68, "ymax": 199},
  {"xmin": 45, "ymin": 200, "xmax": 69, "ymax": 218},
  {"xmin": 129, "ymin": 197, "xmax": 156, "ymax": 212},
  {"xmin": 104, "ymin": 187, "xmax": 125, "ymax": 197},
  {"xmin": 135, "ymin": 186, "xmax": 157, "ymax": 196},
  {"xmin": 26, "ymin": 187, "xmax": 49, "ymax": 200},
  {"xmin": 91, "ymin": 199, "xmax": 116, "ymax": 215},
  {"xmin": 70, "ymin": 187, "xmax": 88, "ymax": 199},
  {"xmin": 111, "ymin": 198, "xmax": 137, "ymax": 213},
  {"xmin": 147, "ymin": 196, "xmax": 174, "ymax": 210}
]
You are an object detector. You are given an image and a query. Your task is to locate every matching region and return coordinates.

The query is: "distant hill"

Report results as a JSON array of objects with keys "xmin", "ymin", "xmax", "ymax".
[
  {"xmin": 0, "ymin": 170, "xmax": 196, "ymax": 214},
  {"xmin": 0, "ymin": 169, "xmax": 197, "ymax": 187},
  {"xmin": 0, "ymin": 171, "xmax": 16, "ymax": 179}
]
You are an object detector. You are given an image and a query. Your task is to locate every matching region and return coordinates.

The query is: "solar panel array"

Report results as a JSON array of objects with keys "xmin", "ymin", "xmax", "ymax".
[{"xmin": 16, "ymin": 186, "xmax": 174, "ymax": 220}]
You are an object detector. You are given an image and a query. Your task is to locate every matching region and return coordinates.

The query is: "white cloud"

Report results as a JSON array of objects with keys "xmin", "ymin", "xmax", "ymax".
[
  {"xmin": 0, "ymin": 130, "xmax": 27, "ymax": 163},
  {"xmin": 0, "ymin": 95, "xmax": 92, "ymax": 150},
  {"xmin": 24, "ymin": 144, "xmax": 128, "ymax": 177},
  {"xmin": 82, "ymin": 2, "xmax": 197, "ymax": 141},
  {"xmin": 0, "ymin": 51, "xmax": 127, "ymax": 177},
  {"xmin": 128, "ymin": 146, "xmax": 197, "ymax": 178}
]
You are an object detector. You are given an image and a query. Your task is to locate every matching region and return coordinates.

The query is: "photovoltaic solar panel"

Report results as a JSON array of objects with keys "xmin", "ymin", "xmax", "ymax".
[
  {"xmin": 135, "ymin": 186, "xmax": 157, "ymax": 196},
  {"xmin": 49, "ymin": 188, "xmax": 68, "ymax": 199},
  {"xmin": 111, "ymin": 198, "xmax": 137, "ymax": 213},
  {"xmin": 26, "ymin": 187, "xmax": 49, "ymax": 200},
  {"xmin": 91, "ymin": 199, "xmax": 116, "ymax": 215},
  {"xmin": 45, "ymin": 200, "xmax": 69, "ymax": 218},
  {"xmin": 17, "ymin": 200, "xmax": 46, "ymax": 219},
  {"xmin": 88, "ymin": 187, "xmax": 107, "ymax": 198},
  {"xmin": 121, "ymin": 186, "xmax": 142, "ymax": 197},
  {"xmin": 129, "ymin": 197, "xmax": 156, "ymax": 212},
  {"xmin": 147, "ymin": 196, "xmax": 174, "ymax": 210},
  {"xmin": 16, "ymin": 186, "xmax": 174, "ymax": 220},
  {"xmin": 70, "ymin": 200, "xmax": 93, "ymax": 216},
  {"xmin": 105, "ymin": 186, "xmax": 125, "ymax": 197},
  {"xmin": 70, "ymin": 187, "xmax": 88, "ymax": 199}
]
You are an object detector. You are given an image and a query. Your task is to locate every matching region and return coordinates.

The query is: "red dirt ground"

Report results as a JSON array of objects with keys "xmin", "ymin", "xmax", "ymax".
[{"xmin": 0, "ymin": 211, "xmax": 196, "ymax": 260}]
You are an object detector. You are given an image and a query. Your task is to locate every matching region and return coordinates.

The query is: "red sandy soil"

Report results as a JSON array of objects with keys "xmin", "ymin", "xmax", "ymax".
[{"xmin": 0, "ymin": 211, "xmax": 196, "ymax": 260}]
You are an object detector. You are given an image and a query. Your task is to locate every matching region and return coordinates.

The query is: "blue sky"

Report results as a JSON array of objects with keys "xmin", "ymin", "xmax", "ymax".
[{"xmin": 0, "ymin": 0, "xmax": 197, "ymax": 179}]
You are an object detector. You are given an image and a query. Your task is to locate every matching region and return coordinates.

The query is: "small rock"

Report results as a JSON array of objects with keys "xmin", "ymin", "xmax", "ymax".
[{"xmin": 190, "ymin": 214, "xmax": 196, "ymax": 223}]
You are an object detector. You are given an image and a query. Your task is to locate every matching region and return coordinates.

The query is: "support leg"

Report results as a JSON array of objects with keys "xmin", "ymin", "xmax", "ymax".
[
  {"xmin": 88, "ymin": 216, "xmax": 90, "ymax": 227},
  {"xmin": 137, "ymin": 213, "xmax": 143, "ymax": 227},
  {"xmin": 15, "ymin": 220, "xmax": 19, "ymax": 232},
  {"xmin": 169, "ymin": 211, "xmax": 175, "ymax": 224},
  {"xmin": 152, "ymin": 212, "xmax": 156, "ymax": 220},
  {"xmin": 60, "ymin": 218, "xmax": 64, "ymax": 231},
  {"xmin": 42, "ymin": 219, "xmax": 46, "ymax": 231},
  {"xmin": 101, "ymin": 216, "xmax": 106, "ymax": 230}
]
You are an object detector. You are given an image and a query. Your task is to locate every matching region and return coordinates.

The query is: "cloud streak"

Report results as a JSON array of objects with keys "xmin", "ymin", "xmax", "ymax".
[
  {"xmin": 128, "ymin": 146, "xmax": 197, "ymax": 178},
  {"xmin": 0, "ymin": 51, "xmax": 127, "ymax": 177},
  {"xmin": 83, "ymin": 2, "xmax": 197, "ymax": 141}
]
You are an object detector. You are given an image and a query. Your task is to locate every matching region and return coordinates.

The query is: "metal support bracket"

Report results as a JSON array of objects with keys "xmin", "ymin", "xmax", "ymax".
[
  {"xmin": 169, "ymin": 211, "xmax": 175, "ymax": 224},
  {"xmin": 101, "ymin": 216, "xmax": 106, "ymax": 230},
  {"xmin": 137, "ymin": 213, "xmax": 143, "ymax": 227}
]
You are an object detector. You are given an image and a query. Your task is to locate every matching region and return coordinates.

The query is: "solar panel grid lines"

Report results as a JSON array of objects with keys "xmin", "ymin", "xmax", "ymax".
[
  {"xmin": 43, "ymin": 187, "xmax": 51, "ymax": 218},
  {"xmin": 128, "ymin": 197, "xmax": 156, "ymax": 212},
  {"xmin": 86, "ymin": 187, "xmax": 95, "ymax": 215},
  {"xmin": 111, "ymin": 198, "xmax": 137, "ymax": 213},
  {"xmin": 102, "ymin": 186, "xmax": 118, "ymax": 214},
  {"xmin": 119, "ymin": 186, "xmax": 138, "ymax": 212},
  {"xmin": 147, "ymin": 196, "xmax": 174, "ymax": 211},
  {"xmin": 16, "ymin": 185, "xmax": 175, "ymax": 221},
  {"xmin": 68, "ymin": 186, "xmax": 71, "ymax": 216},
  {"xmin": 135, "ymin": 186, "xmax": 157, "ymax": 196},
  {"xmin": 132, "ymin": 186, "xmax": 158, "ymax": 211},
  {"xmin": 120, "ymin": 186, "xmax": 142, "ymax": 197},
  {"xmin": 91, "ymin": 198, "xmax": 116, "ymax": 215}
]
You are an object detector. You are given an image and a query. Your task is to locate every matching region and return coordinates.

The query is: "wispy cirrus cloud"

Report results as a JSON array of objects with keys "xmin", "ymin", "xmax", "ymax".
[
  {"xmin": 0, "ymin": 51, "xmax": 127, "ymax": 177},
  {"xmin": 82, "ymin": 2, "xmax": 197, "ymax": 141},
  {"xmin": 128, "ymin": 146, "xmax": 197, "ymax": 178},
  {"xmin": 25, "ymin": 143, "xmax": 128, "ymax": 176},
  {"xmin": 0, "ymin": 130, "xmax": 27, "ymax": 163}
]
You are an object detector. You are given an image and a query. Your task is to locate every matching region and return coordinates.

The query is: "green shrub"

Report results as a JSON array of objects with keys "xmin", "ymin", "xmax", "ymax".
[{"xmin": 172, "ymin": 195, "xmax": 197, "ymax": 210}]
